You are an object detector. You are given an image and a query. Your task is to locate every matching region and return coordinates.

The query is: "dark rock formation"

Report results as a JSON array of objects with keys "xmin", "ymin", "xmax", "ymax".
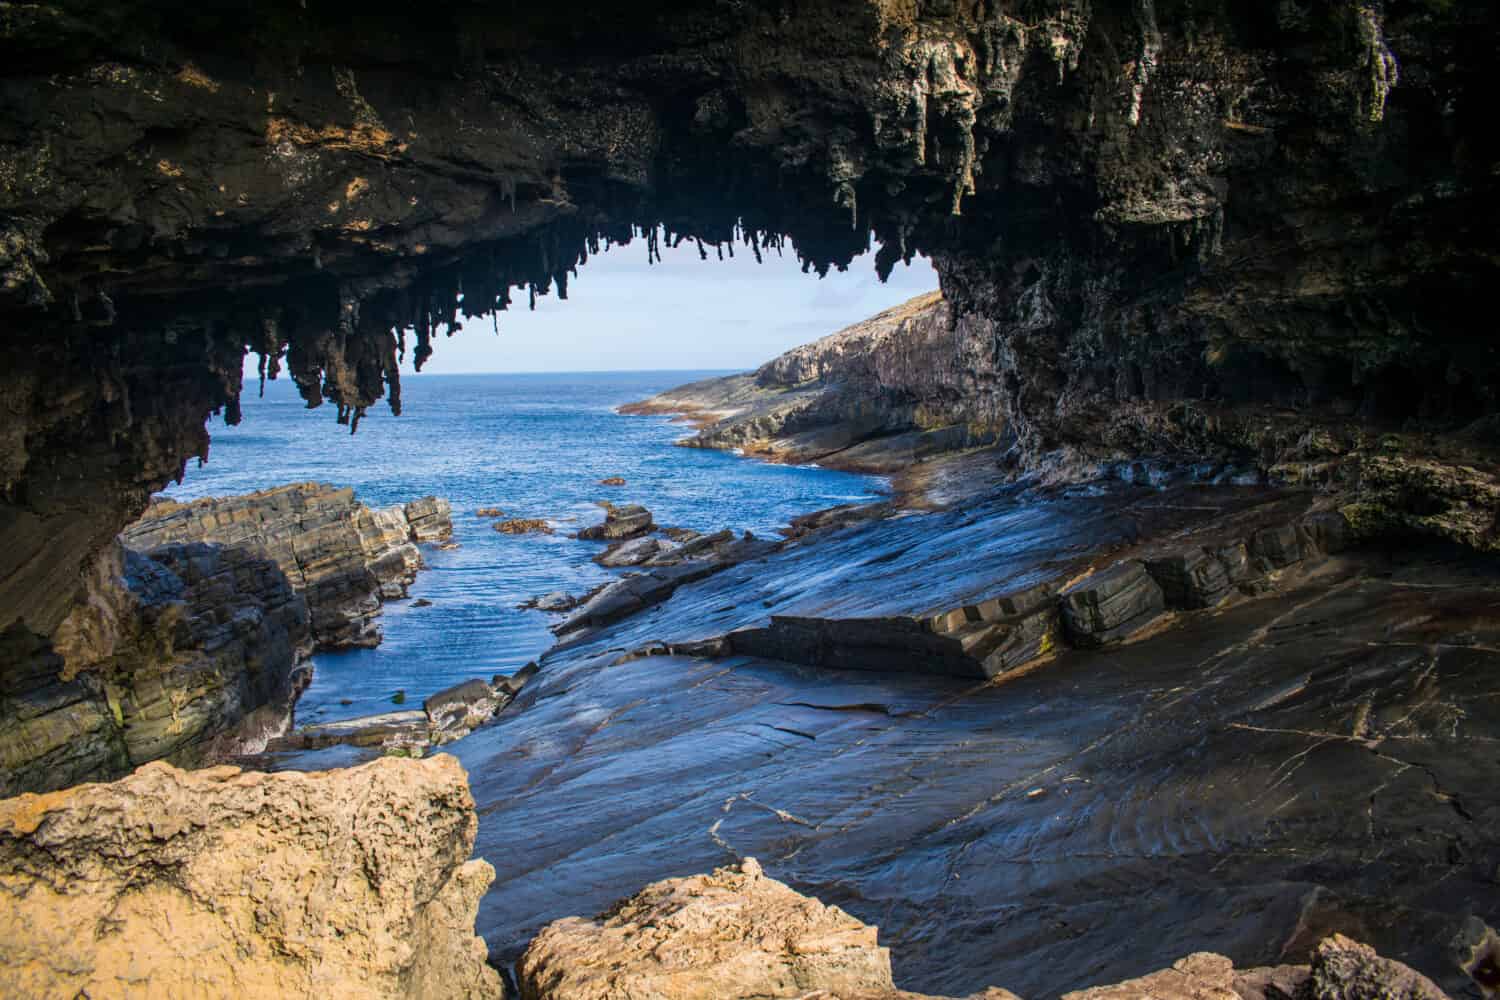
[
  {"xmin": 577, "ymin": 503, "xmax": 655, "ymax": 542},
  {"xmin": 121, "ymin": 483, "xmax": 449, "ymax": 649},
  {"xmin": 0, "ymin": 755, "xmax": 502, "ymax": 998},
  {"xmin": 621, "ymin": 291, "xmax": 997, "ymax": 473},
  {"xmin": 0, "ymin": 540, "xmax": 311, "ymax": 796}
]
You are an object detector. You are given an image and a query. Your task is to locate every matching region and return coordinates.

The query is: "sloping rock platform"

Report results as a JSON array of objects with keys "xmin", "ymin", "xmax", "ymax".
[{"xmin": 451, "ymin": 481, "xmax": 1500, "ymax": 998}]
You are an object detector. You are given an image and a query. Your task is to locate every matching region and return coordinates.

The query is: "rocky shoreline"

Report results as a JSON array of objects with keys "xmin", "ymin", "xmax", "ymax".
[{"xmin": 620, "ymin": 291, "xmax": 1000, "ymax": 476}]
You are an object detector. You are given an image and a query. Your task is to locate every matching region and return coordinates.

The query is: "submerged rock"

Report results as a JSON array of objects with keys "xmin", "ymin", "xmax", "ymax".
[
  {"xmin": 120, "ymin": 483, "xmax": 451, "ymax": 650},
  {"xmin": 0, "ymin": 755, "xmax": 501, "ymax": 999}
]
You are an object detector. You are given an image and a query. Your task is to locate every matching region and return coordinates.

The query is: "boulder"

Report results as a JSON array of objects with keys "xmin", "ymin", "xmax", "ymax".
[
  {"xmin": 599, "ymin": 476, "xmax": 627, "ymax": 486},
  {"xmin": 578, "ymin": 503, "xmax": 655, "ymax": 541},
  {"xmin": 1060, "ymin": 561, "xmax": 1166, "ymax": 647},
  {"xmin": 0, "ymin": 756, "xmax": 501, "ymax": 999},
  {"xmin": 1250, "ymin": 522, "xmax": 1305, "ymax": 570},
  {"xmin": 522, "ymin": 591, "xmax": 581, "ymax": 612},
  {"xmin": 424, "ymin": 678, "xmax": 510, "ymax": 738},
  {"xmin": 476, "ymin": 506, "xmax": 508, "ymax": 517},
  {"xmin": 1143, "ymin": 546, "xmax": 1233, "ymax": 609},
  {"xmin": 516, "ymin": 858, "xmax": 897, "ymax": 1000}
]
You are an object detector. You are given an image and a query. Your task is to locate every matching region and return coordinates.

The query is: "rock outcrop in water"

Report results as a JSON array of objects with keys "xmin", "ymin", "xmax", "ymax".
[
  {"xmin": 0, "ymin": 539, "xmax": 311, "ymax": 796},
  {"xmin": 121, "ymin": 483, "xmax": 451, "ymax": 649},
  {"xmin": 623, "ymin": 291, "xmax": 1001, "ymax": 473},
  {"xmin": 0, "ymin": 753, "xmax": 501, "ymax": 1000}
]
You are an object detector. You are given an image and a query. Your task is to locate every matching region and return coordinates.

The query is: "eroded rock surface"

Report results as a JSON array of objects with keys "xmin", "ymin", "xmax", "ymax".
[
  {"xmin": 0, "ymin": 754, "xmax": 501, "ymax": 999},
  {"xmin": 121, "ymin": 482, "xmax": 450, "ymax": 649}
]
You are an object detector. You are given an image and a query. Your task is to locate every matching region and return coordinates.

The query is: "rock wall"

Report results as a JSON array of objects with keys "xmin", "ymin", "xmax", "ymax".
[
  {"xmin": 0, "ymin": 754, "xmax": 502, "ymax": 999},
  {"xmin": 121, "ymin": 482, "xmax": 451, "ymax": 649},
  {"xmin": 0, "ymin": 539, "xmax": 311, "ymax": 796}
]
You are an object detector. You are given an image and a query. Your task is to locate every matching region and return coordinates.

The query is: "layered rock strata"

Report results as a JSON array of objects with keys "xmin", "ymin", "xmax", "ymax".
[
  {"xmin": 517, "ymin": 859, "xmax": 1452, "ymax": 1000},
  {"xmin": 622, "ymin": 291, "xmax": 999, "ymax": 473},
  {"xmin": 121, "ymin": 483, "xmax": 451, "ymax": 649},
  {"xmin": 0, "ymin": 754, "xmax": 501, "ymax": 999},
  {"xmin": 0, "ymin": 539, "xmax": 311, "ymax": 796},
  {"xmin": 727, "ymin": 497, "xmax": 1349, "ymax": 680}
]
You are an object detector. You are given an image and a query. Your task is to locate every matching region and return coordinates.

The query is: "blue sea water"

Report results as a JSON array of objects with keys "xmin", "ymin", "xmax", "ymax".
[{"xmin": 164, "ymin": 372, "xmax": 884, "ymax": 724}]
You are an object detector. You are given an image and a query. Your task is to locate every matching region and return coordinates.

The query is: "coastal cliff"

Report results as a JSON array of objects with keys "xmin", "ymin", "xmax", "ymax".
[
  {"xmin": 0, "ymin": 539, "xmax": 311, "ymax": 796},
  {"xmin": 622, "ymin": 290, "xmax": 1004, "ymax": 473},
  {"xmin": 0, "ymin": 483, "xmax": 450, "ymax": 795}
]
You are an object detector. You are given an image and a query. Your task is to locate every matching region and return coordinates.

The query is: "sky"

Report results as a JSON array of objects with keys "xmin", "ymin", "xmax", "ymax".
[{"xmin": 373, "ymin": 236, "xmax": 938, "ymax": 374}]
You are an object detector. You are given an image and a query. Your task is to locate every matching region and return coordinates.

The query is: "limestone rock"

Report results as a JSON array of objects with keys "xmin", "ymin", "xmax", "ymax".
[
  {"xmin": 0, "ymin": 755, "xmax": 503, "ymax": 1000},
  {"xmin": 516, "ymin": 858, "xmax": 896, "ymax": 1000},
  {"xmin": 1309, "ymin": 934, "xmax": 1450, "ymax": 1000},
  {"xmin": 121, "ymin": 483, "xmax": 449, "ymax": 650}
]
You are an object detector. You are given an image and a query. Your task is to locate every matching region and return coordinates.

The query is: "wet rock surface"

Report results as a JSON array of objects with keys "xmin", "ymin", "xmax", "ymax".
[
  {"xmin": 449, "ymin": 481, "xmax": 1500, "ymax": 998},
  {"xmin": 0, "ymin": 754, "xmax": 501, "ymax": 999},
  {"xmin": 577, "ymin": 503, "xmax": 656, "ymax": 542},
  {"xmin": 121, "ymin": 482, "xmax": 450, "ymax": 649}
]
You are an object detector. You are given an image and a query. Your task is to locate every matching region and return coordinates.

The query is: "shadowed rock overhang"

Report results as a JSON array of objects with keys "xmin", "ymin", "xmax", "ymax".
[{"xmin": 2, "ymin": 0, "xmax": 1498, "ymax": 649}]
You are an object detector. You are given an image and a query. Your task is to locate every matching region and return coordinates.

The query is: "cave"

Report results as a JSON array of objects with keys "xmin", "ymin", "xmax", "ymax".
[{"xmin": 2, "ymin": 1, "xmax": 1499, "ymax": 997}]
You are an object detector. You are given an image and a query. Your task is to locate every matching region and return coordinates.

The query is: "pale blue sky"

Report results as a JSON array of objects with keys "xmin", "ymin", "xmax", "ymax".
[{"xmin": 402, "ymin": 236, "xmax": 938, "ymax": 374}]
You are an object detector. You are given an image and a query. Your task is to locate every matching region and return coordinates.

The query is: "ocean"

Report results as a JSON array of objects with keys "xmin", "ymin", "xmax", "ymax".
[{"xmin": 164, "ymin": 372, "xmax": 885, "ymax": 724}]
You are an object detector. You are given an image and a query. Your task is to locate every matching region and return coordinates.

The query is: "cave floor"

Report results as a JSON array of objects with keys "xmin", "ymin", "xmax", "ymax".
[{"xmin": 447, "ymin": 482, "xmax": 1500, "ymax": 997}]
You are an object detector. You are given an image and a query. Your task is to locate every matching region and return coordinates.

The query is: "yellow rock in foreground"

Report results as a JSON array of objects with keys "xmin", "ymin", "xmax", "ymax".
[{"xmin": 0, "ymin": 754, "xmax": 502, "ymax": 1000}]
